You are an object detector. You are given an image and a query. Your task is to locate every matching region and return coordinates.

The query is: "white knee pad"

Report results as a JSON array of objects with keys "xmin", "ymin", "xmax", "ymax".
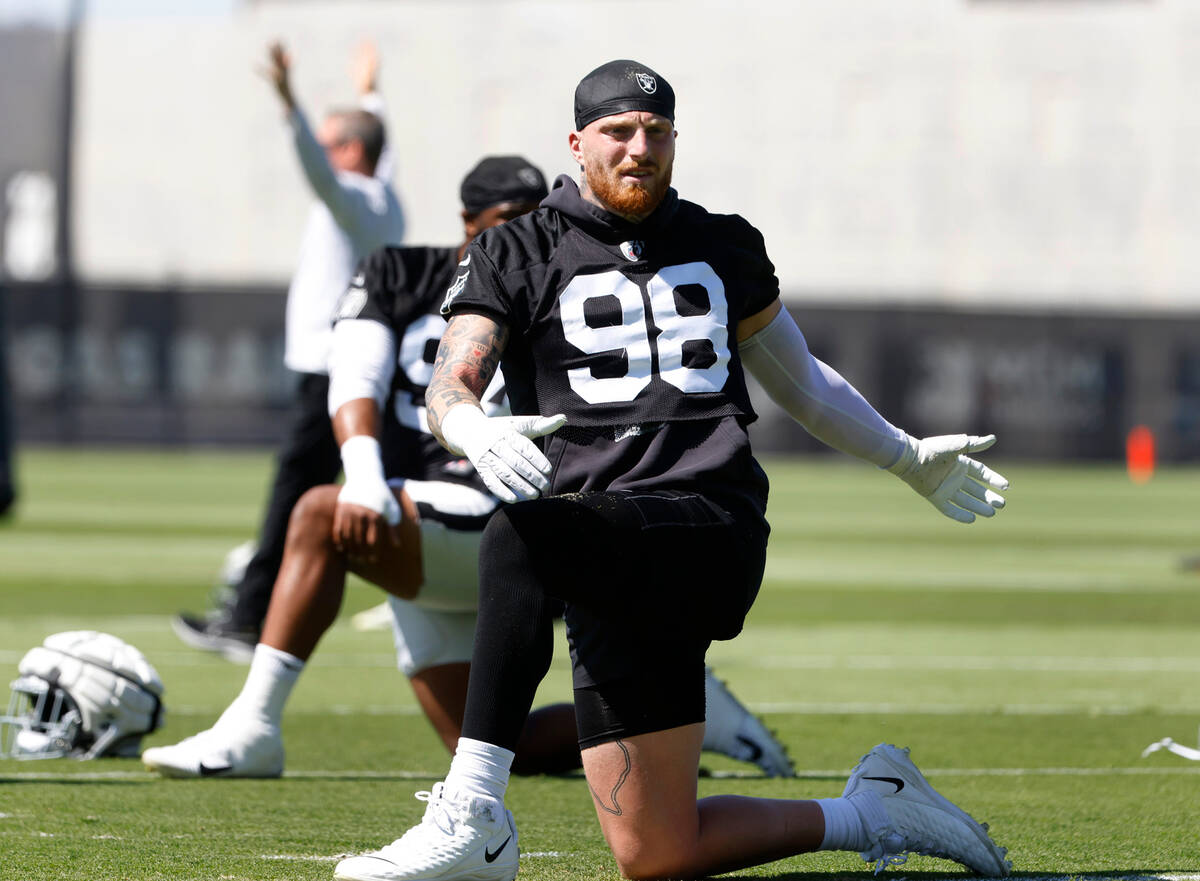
[
  {"xmin": 384, "ymin": 479, "xmax": 495, "ymax": 676},
  {"xmin": 385, "ymin": 597, "xmax": 477, "ymax": 677}
]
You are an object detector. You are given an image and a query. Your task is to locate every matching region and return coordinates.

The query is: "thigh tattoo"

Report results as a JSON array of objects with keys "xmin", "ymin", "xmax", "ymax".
[{"xmin": 587, "ymin": 739, "xmax": 632, "ymax": 816}]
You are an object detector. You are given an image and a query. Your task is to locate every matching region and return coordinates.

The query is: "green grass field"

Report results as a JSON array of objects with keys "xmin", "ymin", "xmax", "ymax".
[{"xmin": 2, "ymin": 447, "xmax": 1199, "ymax": 880}]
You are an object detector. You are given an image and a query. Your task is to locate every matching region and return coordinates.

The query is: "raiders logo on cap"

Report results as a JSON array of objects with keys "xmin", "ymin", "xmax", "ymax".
[{"xmin": 574, "ymin": 59, "xmax": 675, "ymax": 130}]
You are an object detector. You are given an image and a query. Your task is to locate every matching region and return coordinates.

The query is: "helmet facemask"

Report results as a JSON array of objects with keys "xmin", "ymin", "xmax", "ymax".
[{"xmin": 0, "ymin": 675, "xmax": 86, "ymax": 759}]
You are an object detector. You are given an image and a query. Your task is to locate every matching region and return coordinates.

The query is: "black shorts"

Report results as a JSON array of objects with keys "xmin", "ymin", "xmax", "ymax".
[{"xmin": 494, "ymin": 488, "xmax": 769, "ymax": 745}]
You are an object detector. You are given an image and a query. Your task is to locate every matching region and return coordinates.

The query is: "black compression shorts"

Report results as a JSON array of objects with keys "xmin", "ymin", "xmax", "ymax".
[{"xmin": 486, "ymin": 488, "xmax": 768, "ymax": 745}]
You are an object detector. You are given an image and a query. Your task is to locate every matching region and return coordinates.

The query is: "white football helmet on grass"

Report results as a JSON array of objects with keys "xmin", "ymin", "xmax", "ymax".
[{"xmin": 0, "ymin": 631, "xmax": 165, "ymax": 760}]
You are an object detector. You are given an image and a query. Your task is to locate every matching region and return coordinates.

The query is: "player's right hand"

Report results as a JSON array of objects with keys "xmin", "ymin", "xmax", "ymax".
[
  {"xmin": 335, "ymin": 435, "xmax": 401, "ymax": 556},
  {"xmin": 334, "ymin": 479, "xmax": 400, "ymax": 558},
  {"xmin": 440, "ymin": 406, "xmax": 567, "ymax": 504},
  {"xmin": 262, "ymin": 42, "xmax": 295, "ymax": 110}
]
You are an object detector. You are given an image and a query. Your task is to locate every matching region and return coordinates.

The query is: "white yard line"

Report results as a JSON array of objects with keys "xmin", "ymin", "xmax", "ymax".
[
  {"xmin": 0, "ymin": 650, "xmax": 404, "ymax": 667},
  {"xmin": 159, "ymin": 700, "xmax": 1200, "ymax": 716},
  {"xmin": 761, "ymin": 560, "xmax": 1187, "ymax": 593},
  {"xmin": 259, "ymin": 851, "xmax": 571, "ymax": 862},
  {"xmin": 754, "ymin": 655, "xmax": 1200, "ymax": 674},
  {"xmin": 169, "ymin": 703, "xmax": 426, "ymax": 716},
  {"xmin": 7, "ymin": 765, "xmax": 1200, "ymax": 783},
  {"xmin": 753, "ymin": 700, "xmax": 1200, "ymax": 715},
  {"xmin": 260, "ymin": 854, "xmax": 353, "ymax": 862},
  {"xmin": 9, "ymin": 649, "xmax": 1195, "ymax": 674}
]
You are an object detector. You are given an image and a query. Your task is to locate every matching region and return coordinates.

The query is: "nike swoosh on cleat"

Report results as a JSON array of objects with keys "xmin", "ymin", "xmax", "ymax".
[
  {"xmin": 735, "ymin": 735, "xmax": 764, "ymax": 764},
  {"xmin": 198, "ymin": 762, "xmax": 233, "ymax": 777},
  {"xmin": 484, "ymin": 835, "xmax": 512, "ymax": 863},
  {"xmin": 863, "ymin": 775, "xmax": 905, "ymax": 793}
]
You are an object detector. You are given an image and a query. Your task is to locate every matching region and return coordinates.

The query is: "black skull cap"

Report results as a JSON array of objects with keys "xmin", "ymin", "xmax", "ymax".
[
  {"xmin": 574, "ymin": 59, "xmax": 675, "ymax": 130},
  {"xmin": 460, "ymin": 156, "xmax": 549, "ymax": 214}
]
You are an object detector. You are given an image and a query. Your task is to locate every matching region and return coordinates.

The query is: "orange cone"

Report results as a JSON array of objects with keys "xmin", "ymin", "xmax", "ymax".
[{"xmin": 1126, "ymin": 425, "xmax": 1155, "ymax": 484}]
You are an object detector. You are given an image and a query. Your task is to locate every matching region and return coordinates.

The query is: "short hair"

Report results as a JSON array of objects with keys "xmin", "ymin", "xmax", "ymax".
[{"xmin": 329, "ymin": 108, "xmax": 386, "ymax": 173}]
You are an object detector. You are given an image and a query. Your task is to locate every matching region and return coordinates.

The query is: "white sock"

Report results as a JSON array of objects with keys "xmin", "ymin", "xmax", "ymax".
[
  {"xmin": 817, "ymin": 795, "xmax": 871, "ymax": 851},
  {"xmin": 443, "ymin": 737, "xmax": 514, "ymax": 803},
  {"xmin": 220, "ymin": 643, "xmax": 304, "ymax": 728}
]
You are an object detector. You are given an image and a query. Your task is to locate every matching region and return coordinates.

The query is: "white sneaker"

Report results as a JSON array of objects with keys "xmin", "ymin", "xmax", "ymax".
[
  {"xmin": 141, "ymin": 719, "xmax": 283, "ymax": 778},
  {"xmin": 352, "ymin": 601, "xmax": 395, "ymax": 632},
  {"xmin": 702, "ymin": 669, "xmax": 795, "ymax": 777},
  {"xmin": 843, "ymin": 743, "xmax": 1011, "ymax": 876},
  {"xmin": 334, "ymin": 783, "xmax": 518, "ymax": 881}
]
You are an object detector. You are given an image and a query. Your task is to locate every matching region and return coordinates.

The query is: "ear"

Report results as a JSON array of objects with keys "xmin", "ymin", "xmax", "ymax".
[
  {"xmin": 461, "ymin": 209, "xmax": 479, "ymax": 240},
  {"xmin": 344, "ymin": 139, "xmax": 367, "ymax": 173},
  {"xmin": 568, "ymin": 129, "xmax": 585, "ymax": 167}
]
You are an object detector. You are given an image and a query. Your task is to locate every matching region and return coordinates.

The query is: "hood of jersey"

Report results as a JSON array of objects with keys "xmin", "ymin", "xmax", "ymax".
[{"xmin": 541, "ymin": 175, "xmax": 679, "ymax": 242}]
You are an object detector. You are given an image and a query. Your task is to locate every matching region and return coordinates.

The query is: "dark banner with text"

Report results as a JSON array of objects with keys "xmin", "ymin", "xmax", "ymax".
[{"xmin": 3, "ymin": 282, "xmax": 1198, "ymax": 460}]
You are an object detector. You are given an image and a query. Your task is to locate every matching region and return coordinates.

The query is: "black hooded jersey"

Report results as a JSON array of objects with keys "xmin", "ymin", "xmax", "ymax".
[
  {"xmin": 442, "ymin": 176, "xmax": 777, "ymax": 511},
  {"xmin": 334, "ymin": 244, "xmax": 504, "ymax": 488}
]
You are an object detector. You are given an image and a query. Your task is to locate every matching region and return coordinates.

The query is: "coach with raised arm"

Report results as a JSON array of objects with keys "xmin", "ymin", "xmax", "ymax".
[
  {"xmin": 174, "ymin": 41, "xmax": 406, "ymax": 659},
  {"xmin": 333, "ymin": 60, "xmax": 1013, "ymax": 881}
]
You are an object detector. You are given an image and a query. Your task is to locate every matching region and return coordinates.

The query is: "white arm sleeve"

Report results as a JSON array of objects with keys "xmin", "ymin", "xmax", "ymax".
[
  {"xmin": 738, "ymin": 307, "xmax": 909, "ymax": 468},
  {"xmin": 327, "ymin": 319, "xmax": 397, "ymax": 416},
  {"xmin": 288, "ymin": 106, "xmax": 377, "ymax": 232}
]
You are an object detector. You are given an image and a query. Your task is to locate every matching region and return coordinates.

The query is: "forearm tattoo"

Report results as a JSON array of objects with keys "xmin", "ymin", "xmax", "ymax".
[
  {"xmin": 587, "ymin": 740, "xmax": 632, "ymax": 816},
  {"xmin": 426, "ymin": 314, "xmax": 508, "ymax": 437}
]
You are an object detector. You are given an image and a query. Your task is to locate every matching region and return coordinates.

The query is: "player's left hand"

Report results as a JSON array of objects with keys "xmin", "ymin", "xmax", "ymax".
[{"xmin": 887, "ymin": 433, "xmax": 1009, "ymax": 524}]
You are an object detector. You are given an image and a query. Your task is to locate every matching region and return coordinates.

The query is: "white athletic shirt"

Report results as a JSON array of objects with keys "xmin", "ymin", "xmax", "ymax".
[{"xmin": 283, "ymin": 93, "xmax": 406, "ymax": 375}]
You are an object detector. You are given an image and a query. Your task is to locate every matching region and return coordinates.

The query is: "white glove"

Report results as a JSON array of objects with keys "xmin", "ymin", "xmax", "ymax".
[
  {"xmin": 887, "ymin": 433, "xmax": 1008, "ymax": 524},
  {"xmin": 338, "ymin": 435, "xmax": 400, "ymax": 525},
  {"xmin": 440, "ymin": 404, "xmax": 567, "ymax": 503}
]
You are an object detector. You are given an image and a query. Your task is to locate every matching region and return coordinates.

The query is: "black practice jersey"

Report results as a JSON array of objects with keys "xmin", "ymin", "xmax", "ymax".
[
  {"xmin": 334, "ymin": 244, "xmax": 505, "ymax": 488},
  {"xmin": 442, "ymin": 176, "xmax": 777, "ymax": 512}
]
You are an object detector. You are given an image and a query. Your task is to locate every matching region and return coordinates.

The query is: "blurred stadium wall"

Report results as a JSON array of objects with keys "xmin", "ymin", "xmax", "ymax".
[{"xmin": 2, "ymin": 0, "xmax": 1199, "ymax": 457}]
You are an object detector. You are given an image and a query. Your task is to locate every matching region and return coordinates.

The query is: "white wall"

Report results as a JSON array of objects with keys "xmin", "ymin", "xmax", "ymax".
[{"xmin": 72, "ymin": 0, "xmax": 1200, "ymax": 311}]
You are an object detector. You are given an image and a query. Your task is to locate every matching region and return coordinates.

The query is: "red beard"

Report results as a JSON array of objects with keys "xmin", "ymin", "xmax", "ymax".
[{"xmin": 585, "ymin": 157, "xmax": 673, "ymax": 220}]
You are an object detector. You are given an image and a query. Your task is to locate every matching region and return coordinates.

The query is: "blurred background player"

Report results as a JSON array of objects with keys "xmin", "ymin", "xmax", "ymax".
[
  {"xmin": 173, "ymin": 40, "xmax": 406, "ymax": 659},
  {"xmin": 143, "ymin": 156, "xmax": 792, "ymax": 780}
]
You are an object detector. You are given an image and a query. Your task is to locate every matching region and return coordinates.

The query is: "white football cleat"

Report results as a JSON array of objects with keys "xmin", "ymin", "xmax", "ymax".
[
  {"xmin": 142, "ymin": 719, "xmax": 283, "ymax": 778},
  {"xmin": 352, "ymin": 601, "xmax": 395, "ymax": 632},
  {"xmin": 702, "ymin": 669, "xmax": 795, "ymax": 777},
  {"xmin": 334, "ymin": 783, "xmax": 518, "ymax": 881},
  {"xmin": 843, "ymin": 743, "xmax": 1011, "ymax": 876}
]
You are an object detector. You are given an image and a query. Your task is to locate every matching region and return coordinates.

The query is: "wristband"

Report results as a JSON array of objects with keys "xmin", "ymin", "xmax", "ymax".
[
  {"xmin": 438, "ymin": 404, "xmax": 489, "ymax": 457},
  {"xmin": 340, "ymin": 435, "xmax": 386, "ymax": 485}
]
